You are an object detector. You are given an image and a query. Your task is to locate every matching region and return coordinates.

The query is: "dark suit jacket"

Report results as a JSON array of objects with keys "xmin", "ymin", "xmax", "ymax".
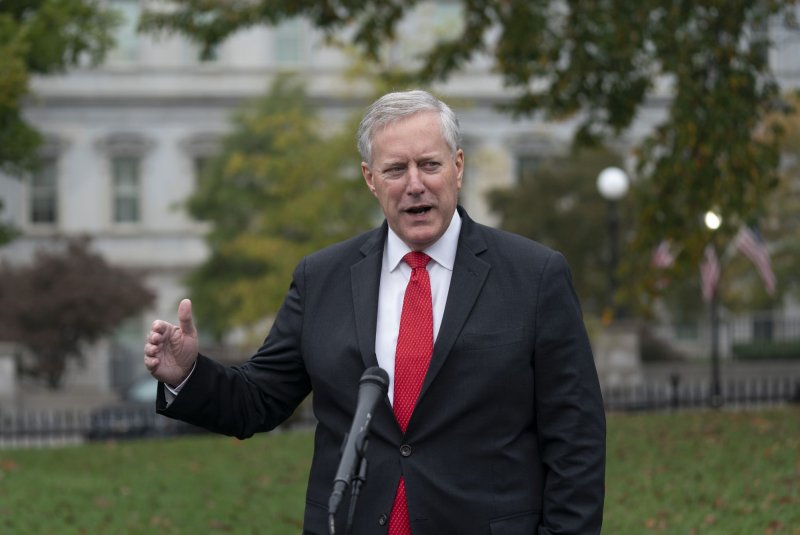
[{"xmin": 158, "ymin": 207, "xmax": 605, "ymax": 534}]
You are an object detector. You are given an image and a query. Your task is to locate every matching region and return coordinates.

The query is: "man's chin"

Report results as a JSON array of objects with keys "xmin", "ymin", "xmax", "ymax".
[{"xmin": 399, "ymin": 227, "xmax": 441, "ymax": 250}]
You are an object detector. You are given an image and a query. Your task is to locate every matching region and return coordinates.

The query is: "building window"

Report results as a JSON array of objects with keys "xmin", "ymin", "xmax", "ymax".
[
  {"xmin": 392, "ymin": 2, "xmax": 464, "ymax": 66},
  {"xmin": 112, "ymin": 156, "xmax": 140, "ymax": 223},
  {"xmin": 517, "ymin": 155, "xmax": 540, "ymax": 184},
  {"xmin": 274, "ymin": 18, "xmax": 304, "ymax": 65},
  {"xmin": 30, "ymin": 158, "xmax": 58, "ymax": 224},
  {"xmin": 194, "ymin": 155, "xmax": 212, "ymax": 187},
  {"xmin": 107, "ymin": 0, "xmax": 141, "ymax": 63},
  {"xmin": 180, "ymin": 133, "xmax": 220, "ymax": 221},
  {"xmin": 97, "ymin": 132, "xmax": 152, "ymax": 226}
]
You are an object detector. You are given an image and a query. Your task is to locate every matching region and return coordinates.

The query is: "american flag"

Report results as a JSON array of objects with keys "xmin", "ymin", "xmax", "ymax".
[
  {"xmin": 651, "ymin": 240, "xmax": 676, "ymax": 269},
  {"xmin": 651, "ymin": 240, "xmax": 676, "ymax": 290},
  {"xmin": 700, "ymin": 244, "xmax": 720, "ymax": 302},
  {"xmin": 735, "ymin": 225, "xmax": 776, "ymax": 296}
]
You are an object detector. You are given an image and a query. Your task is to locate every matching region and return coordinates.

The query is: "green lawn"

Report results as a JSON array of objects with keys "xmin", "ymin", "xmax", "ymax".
[
  {"xmin": 1, "ymin": 407, "xmax": 798, "ymax": 534},
  {"xmin": 604, "ymin": 408, "xmax": 799, "ymax": 534}
]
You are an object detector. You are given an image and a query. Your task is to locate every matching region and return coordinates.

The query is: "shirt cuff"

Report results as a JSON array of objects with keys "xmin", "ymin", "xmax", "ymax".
[{"xmin": 162, "ymin": 360, "xmax": 197, "ymax": 401}]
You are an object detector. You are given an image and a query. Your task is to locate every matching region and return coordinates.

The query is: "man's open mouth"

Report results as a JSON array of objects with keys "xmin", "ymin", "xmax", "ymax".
[{"xmin": 405, "ymin": 205, "xmax": 432, "ymax": 215}]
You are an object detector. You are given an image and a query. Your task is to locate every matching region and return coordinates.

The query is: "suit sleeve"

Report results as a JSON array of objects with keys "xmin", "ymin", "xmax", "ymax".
[
  {"xmin": 157, "ymin": 259, "xmax": 312, "ymax": 439},
  {"xmin": 533, "ymin": 252, "xmax": 605, "ymax": 534}
]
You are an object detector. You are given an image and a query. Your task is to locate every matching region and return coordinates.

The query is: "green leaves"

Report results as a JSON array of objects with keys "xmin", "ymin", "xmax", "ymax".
[
  {"xmin": 0, "ymin": 1, "xmax": 118, "ymax": 174},
  {"xmin": 186, "ymin": 76, "xmax": 376, "ymax": 338},
  {"xmin": 140, "ymin": 0, "xmax": 797, "ymax": 302},
  {"xmin": 488, "ymin": 148, "xmax": 625, "ymax": 315}
]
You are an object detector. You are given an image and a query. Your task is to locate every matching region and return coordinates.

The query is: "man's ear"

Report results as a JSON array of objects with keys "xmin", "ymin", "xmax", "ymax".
[
  {"xmin": 362, "ymin": 162, "xmax": 377, "ymax": 196},
  {"xmin": 455, "ymin": 149, "xmax": 464, "ymax": 189}
]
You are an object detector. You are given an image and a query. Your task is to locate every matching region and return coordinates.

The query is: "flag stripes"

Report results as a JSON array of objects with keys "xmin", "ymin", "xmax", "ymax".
[{"xmin": 735, "ymin": 226, "xmax": 776, "ymax": 296}]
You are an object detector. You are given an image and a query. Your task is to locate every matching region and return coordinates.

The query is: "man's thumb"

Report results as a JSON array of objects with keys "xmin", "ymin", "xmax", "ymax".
[{"xmin": 177, "ymin": 298, "xmax": 196, "ymax": 336}]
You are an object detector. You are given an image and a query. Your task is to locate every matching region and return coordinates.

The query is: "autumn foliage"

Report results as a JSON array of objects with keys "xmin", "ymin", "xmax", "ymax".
[{"xmin": 0, "ymin": 238, "xmax": 153, "ymax": 388}]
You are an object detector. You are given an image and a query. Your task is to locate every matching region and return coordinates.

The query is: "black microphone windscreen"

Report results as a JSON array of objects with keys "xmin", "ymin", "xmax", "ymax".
[{"xmin": 360, "ymin": 366, "xmax": 389, "ymax": 390}]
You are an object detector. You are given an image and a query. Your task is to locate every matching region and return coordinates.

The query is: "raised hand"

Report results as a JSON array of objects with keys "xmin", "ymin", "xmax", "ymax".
[{"xmin": 144, "ymin": 298, "xmax": 199, "ymax": 387}]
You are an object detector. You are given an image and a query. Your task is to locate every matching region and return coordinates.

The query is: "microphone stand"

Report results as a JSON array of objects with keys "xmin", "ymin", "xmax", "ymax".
[
  {"xmin": 330, "ymin": 435, "xmax": 369, "ymax": 535},
  {"xmin": 345, "ymin": 438, "xmax": 369, "ymax": 534},
  {"xmin": 328, "ymin": 367, "xmax": 388, "ymax": 535}
]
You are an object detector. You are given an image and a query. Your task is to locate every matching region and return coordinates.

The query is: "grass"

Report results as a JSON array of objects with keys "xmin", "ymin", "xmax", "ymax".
[
  {"xmin": 604, "ymin": 407, "xmax": 800, "ymax": 534},
  {"xmin": 0, "ymin": 407, "xmax": 798, "ymax": 534},
  {"xmin": 0, "ymin": 430, "xmax": 313, "ymax": 535}
]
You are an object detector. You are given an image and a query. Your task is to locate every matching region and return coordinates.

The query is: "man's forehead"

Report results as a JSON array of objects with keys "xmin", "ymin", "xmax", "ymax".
[
  {"xmin": 374, "ymin": 110, "xmax": 438, "ymax": 133},
  {"xmin": 372, "ymin": 114, "xmax": 445, "ymax": 148},
  {"xmin": 376, "ymin": 150, "xmax": 446, "ymax": 164}
]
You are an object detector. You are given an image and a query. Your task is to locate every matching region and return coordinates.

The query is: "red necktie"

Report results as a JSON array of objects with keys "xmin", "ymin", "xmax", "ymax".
[{"xmin": 389, "ymin": 252, "xmax": 433, "ymax": 535}]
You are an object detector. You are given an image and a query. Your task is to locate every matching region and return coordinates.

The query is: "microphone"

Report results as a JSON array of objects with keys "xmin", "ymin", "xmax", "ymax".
[{"xmin": 328, "ymin": 366, "xmax": 389, "ymax": 530}]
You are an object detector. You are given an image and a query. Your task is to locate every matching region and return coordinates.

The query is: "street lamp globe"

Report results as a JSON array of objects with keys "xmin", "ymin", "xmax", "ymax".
[
  {"xmin": 596, "ymin": 167, "xmax": 630, "ymax": 201},
  {"xmin": 704, "ymin": 210, "xmax": 722, "ymax": 230}
]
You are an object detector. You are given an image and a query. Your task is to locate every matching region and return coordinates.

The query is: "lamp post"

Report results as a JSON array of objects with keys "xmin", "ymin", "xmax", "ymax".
[
  {"xmin": 597, "ymin": 167, "xmax": 630, "ymax": 323},
  {"xmin": 704, "ymin": 210, "xmax": 723, "ymax": 408}
]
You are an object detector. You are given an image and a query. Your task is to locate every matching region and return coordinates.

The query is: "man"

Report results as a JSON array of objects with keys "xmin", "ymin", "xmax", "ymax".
[{"xmin": 144, "ymin": 90, "xmax": 605, "ymax": 534}]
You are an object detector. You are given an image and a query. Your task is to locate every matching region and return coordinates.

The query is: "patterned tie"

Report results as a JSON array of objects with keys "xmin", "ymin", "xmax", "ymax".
[{"xmin": 389, "ymin": 252, "xmax": 433, "ymax": 535}]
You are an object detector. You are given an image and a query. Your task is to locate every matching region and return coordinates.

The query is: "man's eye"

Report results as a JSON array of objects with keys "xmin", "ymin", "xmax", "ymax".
[
  {"xmin": 421, "ymin": 161, "xmax": 441, "ymax": 171},
  {"xmin": 384, "ymin": 166, "xmax": 405, "ymax": 175}
]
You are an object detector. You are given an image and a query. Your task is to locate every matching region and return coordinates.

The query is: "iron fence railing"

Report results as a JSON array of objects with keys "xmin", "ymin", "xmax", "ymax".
[
  {"xmin": 604, "ymin": 375, "xmax": 800, "ymax": 411},
  {"xmin": 2, "ymin": 375, "xmax": 799, "ymax": 448},
  {"xmin": 0, "ymin": 405, "xmax": 204, "ymax": 449}
]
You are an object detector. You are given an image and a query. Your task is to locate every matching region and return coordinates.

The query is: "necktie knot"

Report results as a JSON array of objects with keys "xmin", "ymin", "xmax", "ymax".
[{"xmin": 403, "ymin": 251, "xmax": 431, "ymax": 270}]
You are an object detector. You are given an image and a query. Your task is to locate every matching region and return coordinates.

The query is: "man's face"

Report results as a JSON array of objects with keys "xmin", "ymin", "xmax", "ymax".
[{"xmin": 361, "ymin": 111, "xmax": 464, "ymax": 251}]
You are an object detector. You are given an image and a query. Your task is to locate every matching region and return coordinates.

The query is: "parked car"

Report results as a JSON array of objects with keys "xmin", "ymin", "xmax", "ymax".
[{"xmin": 86, "ymin": 375, "xmax": 203, "ymax": 440}]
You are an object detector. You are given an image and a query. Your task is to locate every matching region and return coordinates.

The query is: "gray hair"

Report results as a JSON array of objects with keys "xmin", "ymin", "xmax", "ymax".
[{"xmin": 357, "ymin": 89, "xmax": 461, "ymax": 166}]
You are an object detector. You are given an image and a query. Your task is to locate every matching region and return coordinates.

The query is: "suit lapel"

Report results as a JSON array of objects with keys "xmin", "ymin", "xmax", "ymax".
[
  {"xmin": 418, "ymin": 210, "xmax": 490, "ymax": 403},
  {"xmin": 351, "ymin": 224, "xmax": 402, "ymax": 441},
  {"xmin": 351, "ymin": 224, "xmax": 386, "ymax": 370}
]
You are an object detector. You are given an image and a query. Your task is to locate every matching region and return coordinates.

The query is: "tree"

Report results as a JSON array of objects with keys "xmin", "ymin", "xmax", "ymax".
[
  {"xmin": 0, "ymin": 1, "xmax": 119, "ymax": 246},
  {"xmin": 487, "ymin": 148, "xmax": 626, "ymax": 316},
  {"xmin": 0, "ymin": 218, "xmax": 17, "ymax": 245},
  {"xmin": 634, "ymin": 92, "xmax": 800, "ymax": 321},
  {"xmin": 140, "ymin": 0, "xmax": 797, "ymax": 292},
  {"xmin": 0, "ymin": 238, "xmax": 154, "ymax": 389},
  {"xmin": 185, "ymin": 76, "xmax": 377, "ymax": 339},
  {"xmin": 722, "ymin": 91, "xmax": 800, "ymax": 309},
  {"xmin": 0, "ymin": 0, "xmax": 118, "ymax": 175}
]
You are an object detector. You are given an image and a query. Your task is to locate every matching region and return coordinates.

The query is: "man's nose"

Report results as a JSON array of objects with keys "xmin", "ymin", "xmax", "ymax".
[{"xmin": 406, "ymin": 165, "xmax": 425, "ymax": 194}]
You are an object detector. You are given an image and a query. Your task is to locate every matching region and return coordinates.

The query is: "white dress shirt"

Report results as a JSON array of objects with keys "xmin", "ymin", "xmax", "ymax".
[{"xmin": 376, "ymin": 210, "xmax": 461, "ymax": 404}]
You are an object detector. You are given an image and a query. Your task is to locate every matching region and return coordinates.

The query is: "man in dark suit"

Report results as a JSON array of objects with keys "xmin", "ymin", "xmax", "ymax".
[{"xmin": 144, "ymin": 90, "xmax": 605, "ymax": 534}]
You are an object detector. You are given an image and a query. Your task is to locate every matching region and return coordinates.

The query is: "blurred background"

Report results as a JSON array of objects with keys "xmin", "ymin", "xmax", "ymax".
[{"xmin": 0, "ymin": 0, "xmax": 799, "ymax": 445}]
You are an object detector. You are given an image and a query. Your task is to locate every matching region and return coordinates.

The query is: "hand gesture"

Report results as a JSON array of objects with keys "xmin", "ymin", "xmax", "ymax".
[{"xmin": 144, "ymin": 298, "xmax": 198, "ymax": 386}]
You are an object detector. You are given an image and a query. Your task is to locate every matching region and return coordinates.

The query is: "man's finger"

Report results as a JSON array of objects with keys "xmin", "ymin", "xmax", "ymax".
[
  {"xmin": 178, "ymin": 298, "xmax": 196, "ymax": 336},
  {"xmin": 144, "ymin": 355, "xmax": 159, "ymax": 372},
  {"xmin": 144, "ymin": 342, "xmax": 159, "ymax": 358}
]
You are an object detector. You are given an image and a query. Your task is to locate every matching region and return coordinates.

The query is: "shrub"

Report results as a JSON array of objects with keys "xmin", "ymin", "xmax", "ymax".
[{"xmin": 732, "ymin": 340, "xmax": 800, "ymax": 360}]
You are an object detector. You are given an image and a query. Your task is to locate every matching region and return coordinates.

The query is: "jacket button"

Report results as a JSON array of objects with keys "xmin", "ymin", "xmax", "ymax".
[
  {"xmin": 378, "ymin": 513, "xmax": 388, "ymax": 526},
  {"xmin": 400, "ymin": 444, "xmax": 412, "ymax": 457}
]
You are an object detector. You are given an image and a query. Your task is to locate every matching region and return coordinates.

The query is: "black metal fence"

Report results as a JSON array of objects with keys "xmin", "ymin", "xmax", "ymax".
[
  {"xmin": 0, "ymin": 405, "xmax": 203, "ymax": 449},
  {"xmin": 604, "ymin": 375, "xmax": 800, "ymax": 412},
  {"xmin": 0, "ymin": 410, "xmax": 89, "ymax": 448},
  {"xmin": 2, "ymin": 375, "xmax": 799, "ymax": 448}
]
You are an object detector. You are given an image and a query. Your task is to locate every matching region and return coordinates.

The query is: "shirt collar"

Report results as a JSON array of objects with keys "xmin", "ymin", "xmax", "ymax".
[{"xmin": 386, "ymin": 210, "xmax": 462, "ymax": 272}]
